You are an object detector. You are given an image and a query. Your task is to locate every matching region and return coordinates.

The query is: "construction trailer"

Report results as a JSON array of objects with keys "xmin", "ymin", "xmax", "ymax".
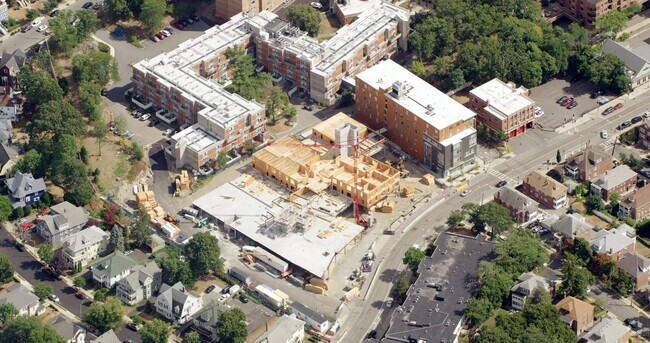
[
  {"xmin": 230, "ymin": 267, "xmax": 252, "ymax": 286},
  {"xmin": 255, "ymin": 284, "xmax": 285, "ymax": 308}
]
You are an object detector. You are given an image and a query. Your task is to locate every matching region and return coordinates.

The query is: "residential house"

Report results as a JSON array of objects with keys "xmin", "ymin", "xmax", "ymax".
[
  {"xmin": 601, "ymin": 40, "xmax": 650, "ymax": 90},
  {"xmin": 156, "ymin": 282, "xmax": 203, "ymax": 324},
  {"xmin": 618, "ymin": 186, "xmax": 650, "ymax": 221},
  {"xmin": 256, "ymin": 314, "xmax": 306, "ymax": 343},
  {"xmin": 0, "ymin": 49, "xmax": 26, "ymax": 90},
  {"xmin": 581, "ymin": 314, "xmax": 630, "ymax": 343},
  {"xmin": 0, "ymin": 119, "xmax": 12, "ymax": 145},
  {"xmin": 290, "ymin": 301, "xmax": 330, "ymax": 334},
  {"xmin": 617, "ymin": 253, "xmax": 650, "ymax": 291},
  {"xmin": 510, "ymin": 272, "xmax": 551, "ymax": 311},
  {"xmin": 91, "ymin": 251, "xmax": 139, "ymax": 288},
  {"xmin": 550, "ymin": 214, "xmax": 597, "ymax": 246},
  {"xmin": 589, "ymin": 224, "xmax": 636, "ymax": 261},
  {"xmin": 564, "ymin": 146, "xmax": 614, "ymax": 182},
  {"xmin": 148, "ymin": 234, "xmax": 165, "ymax": 253},
  {"xmin": 51, "ymin": 315, "xmax": 86, "ymax": 343},
  {"xmin": 555, "ymin": 296, "xmax": 595, "ymax": 335},
  {"xmin": 590, "ymin": 165, "xmax": 637, "ymax": 202},
  {"xmin": 116, "ymin": 261, "xmax": 162, "ymax": 306},
  {"xmin": 192, "ymin": 300, "xmax": 232, "ymax": 342},
  {"xmin": 0, "ymin": 143, "xmax": 18, "ymax": 177},
  {"xmin": 36, "ymin": 201, "xmax": 89, "ymax": 247},
  {"xmin": 522, "ymin": 171, "xmax": 568, "ymax": 209},
  {"xmin": 62, "ymin": 225, "xmax": 109, "ymax": 269},
  {"xmin": 494, "ymin": 186, "xmax": 540, "ymax": 224},
  {"xmin": 0, "ymin": 283, "xmax": 43, "ymax": 317},
  {"xmin": 90, "ymin": 330, "xmax": 120, "ymax": 343},
  {"xmin": 0, "ymin": 86, "xmax": 21, "ymax": 123},
  {"xmin": 5, "ymin": 172, "xmax": 46, "ymax": 209}
]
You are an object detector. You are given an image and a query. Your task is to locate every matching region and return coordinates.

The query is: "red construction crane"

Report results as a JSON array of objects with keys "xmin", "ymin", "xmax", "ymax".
[{"xmin": 267, "ymin": 135, "xmax": 371, "ymax": 227}]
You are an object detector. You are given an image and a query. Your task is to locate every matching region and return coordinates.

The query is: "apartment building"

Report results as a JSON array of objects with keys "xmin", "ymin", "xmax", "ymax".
[
  {"xmin": 522, "ymin": 171, "xmax": 568, "ymax": 209},
  {"xmin": 116, "ymin": 261, "xmax": 162, "ymax": 306},
  {"xmin": 618, "ymin": 186, "xmax": 650, "ymax": 220},
  {"xmin": 589, "ymin": 224, "xmax": 636, "ymax": 261},
  {"xmin": 559, "ymin": 0, "xmax": 648, "ymax": 28},
  {"xmin": 565, "ymin": 146, "xmax": 615, "ymax": 182},
  {"xmin": 156, "ymin": 282, "xmax": 203, "ymax": 324},
  {"xmin": 215, "ymin": 0, "xmax": 283, "ymax": 21},
  {"xmin": 355, "ymin": 60, "xmax": 477, "ymax": 177},
  {"xmin": 61, "ymin": 225, "xmax": 109, "ymax": 269},
  {"xmin": 330, "ymin": 0, "xmax": 382, "ymax": 24},
  {"xmin": 36, "ymin": 201, "xmax": 89, "ymax": 247},
  {"xmin": 590, "ymin": 165, "xmax": 637, "ymax": 202},
  {"xmin": 510, "ymin": 272, "xmax": 551, "ymax": 311},
  {"xmin": 468, "ymin": 78, "xmax": 536, "ymax": 140},
  {"xmin": 494, "ymin": 186, "xmax": 539, "ymax": 224}
]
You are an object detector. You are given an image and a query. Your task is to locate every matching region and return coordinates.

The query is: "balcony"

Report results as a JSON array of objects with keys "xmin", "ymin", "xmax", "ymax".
[
  {"xmin": 156, "ymin": 108, "xmax": 178, "ymax": 124},
  {"xmin": 553, "ymin": 196, "xmax": 567, "ymax": 209},
  {"xmin": 272, "ymin": 72, "xmax": 283, "ymax": 83},
  {"xmin": 132, "ymin": 95, "xmax": 153, "ymax": 110},
  {"xmin": 255, "ymin": 65, "xmax": 265, "ymax": 73}
]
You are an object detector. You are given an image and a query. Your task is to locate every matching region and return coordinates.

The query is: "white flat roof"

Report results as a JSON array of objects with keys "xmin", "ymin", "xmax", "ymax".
[
  {"xmin": 336, "ymin": 0, "xmax": 382, "ymax": 18},
  {"xmin": 193, "ymin": 176, "xmax": 364, "ymax": 278},
  {"xmin": 469, "ymin": 78, "xmax": 533, "ymax": 119},
  {"xmin": 356, "ymin": 60, "xmax": 476, "ymax": 130},
  {"xmin": 171, "ymin": 124, "xmax": 222, "ymax": 153}
]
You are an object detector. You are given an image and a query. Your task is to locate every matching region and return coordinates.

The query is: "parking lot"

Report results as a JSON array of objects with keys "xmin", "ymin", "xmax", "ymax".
[{"xmin": 530, "ymin": 76, "xmax": 604, "ymax": 129}]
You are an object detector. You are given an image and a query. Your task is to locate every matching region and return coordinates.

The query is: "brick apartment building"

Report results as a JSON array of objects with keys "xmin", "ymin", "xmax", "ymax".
[
  {"xmin": 618, "ymin": 186, "xmax": 650, "ymax": 220},
  {"xmin": 639, "ymin": 123, "xmax": 650, "ymax": 149},
  {"xmin": 564, "ymin": 146, "xmax": 614, "ymax": 182},
  {"xmin": 354, "ymin": 60, "xmax": 477, "ymax": 177},
  {"xmin": 215, "ymin": 0, "xmax": 283, "ymax": 21},
  {"xmin": 494, "ymin": 186, "xmax": 539, "ymax": 224},
  {"xmin": 590, "ymin": 165, "xmax": 637, "ymax": 202},
  {"xmin": 522, "ymin": 171, "xmax": 569, "ymax": 209},
  {"xmin": 468, "ymin": 78, "xmax": 536, "ymax": 140},
  {"xmin": 559, "ymin": 0, "xmax": 648, "ymax": 28}
]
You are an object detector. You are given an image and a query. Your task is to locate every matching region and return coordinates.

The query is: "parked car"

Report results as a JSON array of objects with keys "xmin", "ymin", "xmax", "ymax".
[
  {"xmin": 82, "ymin": 2, "xmax": 93, "ymax": 9},
  {"xmin": 101, "ymin": 87, "xmax": 108, "ymax": 96},
  {"xmin": 161, "ymin": 30, "xmax": 171, "ymax": 37},
  {"xmin": 644, "ymin": 111, "xmax": 650, "ymax": 119},
  {"xmin": 150, "ymin": 35, "xmax": 160, "ymax": 42},
  {"xmin": 164, "ymin": 128, "xmax": 173, "ymax": 136},
  {"xmin": 21, "ymin": 24, "xmax": 32, "ymax": 32},
  {"xmin": 127, "ymin": 323, "xmax": 143, "ymax": 332},
  {"xmin": 460, "ymin": 189, "xmax": 471, "ymax": 197},
  {"xmin": 31, "ymin": 19, "xmax": 41, "ymax": 27},
  {"xmin": 205, "ymin": 284, "xmax": 217, "ymax": 293},
  {"xmin": 140, "ymin": 113, "xmax": 151, "ymax": 121},
  {"xmin": 123, "ymin": 131, "xmax": 134, "ymax": 138},
  {"xmin": 190, "ymin": 15, "xmax": 200, "ymax": 21},
  {"xmin": 597, "ymin": 96, "xmax": 610, "ymax": 105},
  {"xmin": 173, "ymin": 22, "xmax": 185, "ymax": 30},
  {"xmin": 148, "ymin": 120, "xmax": 158, "ymax": 127},
  {"xmin": 50, "ymin": 10, "xmax": 59, "ymax": 17},
  {"xmin": 614, "ymin": 102, "xmax": 624, "ymax": 110},
  {"xmin": 560, "ymin": 97, "xmax": 574, "ymax": 106},
  {"xmin": 602, "ymin": 107, "xmax": 614, "ymax": 115},
  {"xmin": 496, "ymin": 180, "xmax": 507, "ymax": 188},
  {"xmin": 15, "ymin": 243, "xmax": 24, "ymax": 252},
  {"xmin": 239, "ymin": 295, "xmax": 249, "ymax": 303},
  {"xmin": 310, "ymin": 1, "xmax": 323, "ymax": 9},
  {"xmin": 155, "ymin": 32, "xmax": 164, "ymax": 40},
  {"xmin": 181, "ymin": 19, "xmax": 190, "ymax": 26},
  {"xmin": 386, "ymin": 297, "xmax": 394, "ymax": 308},
  {"xmin": 220, "ymin": 286, "xmax": 231, "ymax": 294},
  {"xmin": 164, "ymin": 27, "xmax": 173, "ymax": 34},
  {"xmin": 75, "ymin": 291, "xmax": 85, "ymax": 299},
  {"xmin": 367, "ymin": 331, "xmax": 377, "ymax": 339},
  {"xmin": 49, "ymin": 294, "xmax": 60, "ymax": 303},
  {"xmin": 600, "ymin": 130, "xmax": 608, "ymax": 139},
  {"xmin": 36, "ymin": 25, "xmax": 48, "ymax": 32},
  {"xmin": 92, "ymin": 2, "xmax": 104, "ymax": 10},
  {"xmin": 632, "ymin": 116, "xmax": 642, "ymax": 124},
  {"xmin": 566, "ymin": 101, "xmax": 578, "ymax": 109},
  {"xmin": 590, "ymin": 90, "xmax": 603, "ymax": 98},
  {"xmin": 556, "ymin": 95, "xmax": 568, "ymax": 104},
  {"xmin": 618, "ymin": 121, "xmax": 631, "ymax": 130},
  {"xmin": 185, "ymin": 17, "xmax": 194, "ymax": 24}
]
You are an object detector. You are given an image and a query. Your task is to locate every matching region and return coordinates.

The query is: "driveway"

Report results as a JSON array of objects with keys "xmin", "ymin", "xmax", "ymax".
[{"xmin": 591, "ymin": 283, "xmax": 650, "ymax": 336}]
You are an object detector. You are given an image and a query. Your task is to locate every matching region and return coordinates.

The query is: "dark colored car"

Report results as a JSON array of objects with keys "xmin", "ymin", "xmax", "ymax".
[
  {"xmin": 190, "ymin": 15, "xmax": 200, "ymax": 22},
  {"xmin": 173, "ymin": 22, "xmax": 185, "ymax": 30},
  {"xmin": 602, "ymin": 107, "xmax": 614, "ymax": 115},
  {"xmin": 15, "ymin": 243, "xmax": 24, "ymax": 252},
  {"xmin": 560, "ymin": 97, "xmax": 574, "ymax": 106},
  {"xmin": 496, "ymin": 180, "xmax": 507, "ymax": 188},
  {"xmin": 21, "ymin": 24, "xmax": 32, "ymax": 32},
  {"xmin": 556, "ymin": 95, "xmax": 568, "ymax": 104},
  {"xmin": 239, "ymin": 295, "xmax": 249, "ymax": 303},
  {"xmin": 614, "ymin": 102, "xmax": 624, "ymax": 110},
  {"xmin": 205, "ymin": 284, "xmax": 216, "ymax": 293},
  {"xmin": 101, "ymin": 87, "xmax": 108, "ymax": 96},
  {"xmin": 148, "ymin": 120, "xmax": 158, "ymax": 127},
  {"xmin": 590, "ymin": 90, "xmax": 603, "ymax": 98},
  {"xmin": 50, "ymin": 10, "xmax": 59, "ymax": 17},
  {"xmin": 367, "ymin": 331, "xmax": 377, "ymax": 339},
  {"xmin": 181, "ymin": 19, "xmax": 190, "ymax": 26},
  {"xmin": 632, "ymin": 116, "xmax": 642, "ymax": 124},
  {"xmin": 567, "ymin": 101, "xmax": 578, "ymax": 109},
  {"xmin": 220, "ymin": 286, "xmax": 231, "ymax": 294},
  {"xmin": 82, "ymin": 2, "xmax": 93, "ymax": 8},
  {"xmin": 155, "ymin": 32, "xmax": 164, "ymax": 40},
  {"xmin": 75, "ymin": 291, "xmax": 84, "ymax": 299}
]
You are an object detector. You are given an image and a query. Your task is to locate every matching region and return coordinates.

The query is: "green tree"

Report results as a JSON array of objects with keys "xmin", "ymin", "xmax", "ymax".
[
  {"xmin": 494, "ymin": 230, "xmax": 548, "ymax": 277},
  {"xmin": 529, "ymin": 287, "xmax": 552, "ymax": 305},
  {"xmin": 0, "ymin": 303, "xmax": 18, "ymax": 327},
  {"xmin": 0, "ymin": 196, "xmax": 13, "ymax": 222},
  {"xmin": 402, "ymin": 247, "xmax": 426, "ymax": 272},
  {"xmin": 587, "ymin": 54, "xmax": 631, "ymax": 95},
  {"xmin": 72, "ymin": 51, "xmax": 119, "ymax": 86},
  {"xmin": 140, "ymin": 0, "xmax": 167, "ymax": 34},
  {"xmin": 478, "ymin": 268, "xmax": 512, "ymax": 309},
  {"xmin": 37, "ymin": 244, "xmax": 54, "ymax": 265},
  {"xmin": 49, "ymin": 10, "xmax": 79, "ymax": 55},
  {"xmin": 82, "ymin": 297, "xmax": 124, "ymax": 334},
  {"xmin": 78, "ymin": 81, "xmax": 103, "ymax": 122},
  {"xmin": 574, "ymin": 184, "xmax": 587, "ymax": 199},
  {"xmin": 26, "ymin": 9, "xmax": 39, "ymax": 21},
  {"xmin": 466, "ymin": 202, "xmax": 515, "ymax": 238},
  {"xmin": 465, "ymin": 298, "xmax": 494, "ymax": 327},
  {"xmin": 80, "ymin": 146, "xmax": 89, "ymax": 164},
  {"xmin": 395, "ymin": 276, "xmax": 409, "ymax": 299},
  {"xmin": 589, "ymin": 252, "xmax": 617, "ymax": 277},
  {"xmin": 130, "ymin": 211, "xmax": 152, "ymax": 248},
  {"xmin": 11, "ymin": 207, "xmax": 23, "ymax": 221},
  {"xmin": 216, "ymin": 152, "xmax": 229, "ymax": 168},
  {"xmin": 31, "ymin": 101, "xmax": 85, "ymax": 139},
  {"xmin": 559, "ymin": 253, "xmax": 595, "ymax": 299},
  {"xmin": 620, "ymin": 153, "xmax": 644, "ymax": 172},
  {"xmin": 409, "ymin": 61, "xmax": 427, "ymax": 78},
  {"xmin": 0, "ymin": 316, "xmax": 65, "ymax": 343},
  {"xmin": 556, "ymin": 149, "xmax": 562, "ymax": 163},
  {"xmin": 493, "ymin": 130, "xmax": 509, "ymax": 144},
  {"xmin": 446, "ymin": 211, "xmax": 464, "ymax": 228},
  {"xmin": 611, "ymin": 268, "xmax": 635, "ymax": 296},
  {"xmin": 286, "ymin": 4, "xmax": 321, "ymax": 37},
  {"xmin": 585, "ymin": 195, "xmax": 605, "ymax": 213},
  {"xmin": 129, "ymin": 142, "xmax": 144, "ymax": 161},
  {"xmin": 217, "ymin": 308, "xmax": 248, "ymax": 343},
  {"xmin": 182, "ymin": 331, "xmax": 201, "ymax": 343},
  {"xmin": 595, "ymin": 10, "xmax": 628, "ymax": 36},
  {"xmin": 265, "ymin": 86, "xmax": 290, "ymax": 124},
  {"xmin": 73, "ymin": 276, "xmax": 87, "ymax": 289},
  {"xmin": 568, "ymin": 238, "xmax": 593, "ymax": 266},
  {"xmin": 106, "ymin": 0, "xmax": 134, "ymax": 20},
  {"xmin": 409, "ymin": 17, "xmax": 456, "ymax": 59},
  {"xmin": 75, "ymin": 9, "xmax": 99, "ymax": 43},
  {"xmin": 610, "ymin": 191, "xmax": 621, "ymax": 207},
  {"xmin": 94, "ymin": 120, "xmax": 109, "ymax": 156},
  {"xmin": 225, "ymin": 47, "xmax": 271, "ymax": 101},
  {"xmin": 156, "ymin": 255, "xmax": 194, "ymax": 287},
  {"xmin": 33, "ymin": 283, "xmax": 53, "ymax": 300},
  {"xmin": 109, "ymin": 225, "xmax": 125, "ymax": 252},
  {"xmin": 185, "ymin": 232, "xmax": 222, "ymax": 277},
  {"xmin": 442, "ymin": 68, "xmax": 466, "ymax": 91},
  {"xmin": 11, "ymin": 150, "xmax": 43, "ymax": 177},
  {"xmin": 18, "ymin": 69, "xmax": 64, "ymax": 108},
  {"xmin": 0, "ymin": 255, "xmax": 15, "ymax": 284},
  {"xmin": 140, "ymin": 319, "xmax": 170, "ymax": 343},
  {"xmin": 63, "ymin": 159, "xmax": 94, "ymax": 206}
]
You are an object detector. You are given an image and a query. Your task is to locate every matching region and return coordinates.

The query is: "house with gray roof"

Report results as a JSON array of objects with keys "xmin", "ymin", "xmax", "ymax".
[
  {"xmin": 156, "ymin": 282, "xmax": 203, "ymax": 324},
  {"xmin": 62, "ymin": 225, "xmax": 109, "ymax": 269},
  {"xmin": 617, "ymin": 252, "xmax": 650, "ymax": 291},
  {"xmin": 50, "ymin": 315, "xmax": 86, "ymax": 343},
  {"xmin": 256, "ymin": 314, "xmax": 305, "ymax": 343},
  {"xmin": 116, "ymin": 261, "xmax": 162, "ymax": 305},
  {"xmin": 92, "ymin": 251, "xmax": 139, "ymax": 288},
  {"xmin": 510, "ymin": 272, "xmax": 551, "ymax": 311},
  {"xmin": 191, "ymin": 300, "xmax": 232, "ymax": 341},
  {"xmin": 5, "ymin": 172, "xmax": 46, "ymax": 208},
  {"xmin": 590, "ymin": 224, "xmax": 636, "ymax": 261},
  {"xmin": 601, "ymin": 39, "xmax": 650, "ymax": 90},
  {"xmin": 0, "ymin": 283, "xmax": 43, "ymax": 317},
  {"xmin": 581, "ymin": 314, "xmax": 630, "ymax": 343},
  {"xmin": 0, "ymin": 143, "xmax": 18, "ymax": 177},
  {"xmin": 494, "ymin": 186, "xmax": 539, "ymax": 224},
  {"xmin": 290, "ymin": 301, "xmax": 330, "ymax": 334},
  {"xmin": 36, "ymin": 201, "xmax": 89, "ymax": 246},
  {"xmin": 0, "ymin": 49, "xmax": 26, "ymax": 91},
  {"xmin": 550, "ymin": 213, "xmax": 597, "ymax": 245},
  {"xmin": 90, "ymin": 330, "xmax": 120, "ymax": 343},
  {"xmin": 0, "ymin": 119, "xmax": 12, "ymax": 145},
  {"xmin": 590, "ymin": 165, "xmax": 637, "ymax": 202}
]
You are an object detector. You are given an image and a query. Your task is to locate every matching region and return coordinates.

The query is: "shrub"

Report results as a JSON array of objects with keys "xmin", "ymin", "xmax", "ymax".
[{"xmin": 98, "ymin": 42, "xmax": 110, "ymax": 53}]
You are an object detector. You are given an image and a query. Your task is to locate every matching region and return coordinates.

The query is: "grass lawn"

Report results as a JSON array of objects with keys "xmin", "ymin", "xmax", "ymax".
[
  {"xmin": 481, "ymin": 308, "xmax": 507, "ymax": 328},
  {"xmin": 636, "ymin": 241, "xmax": 650, "ymax": 258}
]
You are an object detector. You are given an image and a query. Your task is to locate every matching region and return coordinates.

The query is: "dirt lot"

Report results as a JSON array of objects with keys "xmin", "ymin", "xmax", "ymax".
[{"xmin": 318, "ymin": 13, "xmax": 341, "ymax": 39}]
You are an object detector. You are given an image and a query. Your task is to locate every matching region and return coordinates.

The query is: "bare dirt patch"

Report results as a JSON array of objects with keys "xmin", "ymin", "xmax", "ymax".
[
  {"xmin": 319, "ymin": 13, "xmax": 341, "ymax": 38},
  {"xmin": 266, "ymin": 118, "xmax": 294, "ymax": 135}
]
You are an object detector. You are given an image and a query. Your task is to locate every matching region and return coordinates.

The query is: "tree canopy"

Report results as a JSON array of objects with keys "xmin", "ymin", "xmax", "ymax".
[
  {"xmin": 0, "ymin": 256, "xmax": 15, "ymax": 284},
  {"xmin": 287, "ymin": 4, "xmax": 321, "ymax": 37},
  {"xmin": 72, "ymin": 51, "xmax": 119, "ymax": 86},
  {"xmin": 586, "ymin": 53, "xmax": 630, "ymax": 95},
  {"xmin": 0, "ymin": 196, "xmax": 13, "ymax": 223},
  {"xmin": 18, "ymin": 69, "xmax": 64, "ymax": 108},
  {"xmin": 402, "ymin": 247, "xmax": 426, "ymax": 271},
  {"xmin": 0, "ymin": 303, "xmax": 18, "ymax": 328},
  {"xmin": 0, "ymin": 316, "xmax": 65, "ymax": 343},
  {"xmin": 140, "ymin": 0, "xmax": 167, "ymax": 34},
  {"xmin": 217, "ymin": 308, "xmax": 248, "ymax": 343},
  {"xmin": 37, "ymin": 244, "xmax": 54, "ymax": 265},
  {"xmin": 140, "ymin": 319, "xmax": 170, "ymax": 343},
  {"xmin": 225, "ymin": 47, "xmax": 272, "ymax": 101},
  {"xmin": 463, "ymin": 202, "xmax": 515, "ymax": 237},
  {"xmin": 82, "ymin": 297, "xmax": 124, "ymax": 334},
  {"xmin": 595, "ymin": 10, "xmax": 628, "ymax": 36},
  {"xmin": 559, "ymin": 253, "xmax": 595, "ymax": 299},
  {"xmin": 185, "ymin": 232, "xmax": 222, "ymax": 277},
  {"xmin": 109, "ymin": 225, "xmax": 125, "ymax": 252}
]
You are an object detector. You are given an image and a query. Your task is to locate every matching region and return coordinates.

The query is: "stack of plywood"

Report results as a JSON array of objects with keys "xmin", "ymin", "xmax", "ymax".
[
  {"xmin": 309, "ymin": 277, "xmax": 329, "ymax": 290},
  {"xmin": 175, "ymin": 170, "xmax": 191, "ymax": 196},
  {"xmin": 422, "ymin": 174, "xmax": 435, "ymax": 186},
  {"xmin": 305, "ymin": 284, "xmax": 326, "ymax": 294},
  {"xmin": 376, "ymin": 200, "xmax": 394, "ymax": 213},
  {"xmin": 136, "ymin": 186, "xmax": 164, "ymax": 219},
  {"xmin": 401, "ymin": 185, "xmax": 416, "ymax": 198}
]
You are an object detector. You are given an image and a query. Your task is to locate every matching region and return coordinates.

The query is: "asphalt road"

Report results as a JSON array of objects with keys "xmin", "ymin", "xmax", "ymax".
[{"xmin": 343, "ymin": 89, "xmax": 650, "ymax": 342}]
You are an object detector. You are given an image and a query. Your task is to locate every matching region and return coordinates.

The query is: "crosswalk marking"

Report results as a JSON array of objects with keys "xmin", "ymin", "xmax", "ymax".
[
  {"xmin": 487, "ymin": 169, "xmax": 516, "ymax": 185},
  {"xmin": 600, "ymin": 139, "xmax": 615, "ymax": 150}
]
